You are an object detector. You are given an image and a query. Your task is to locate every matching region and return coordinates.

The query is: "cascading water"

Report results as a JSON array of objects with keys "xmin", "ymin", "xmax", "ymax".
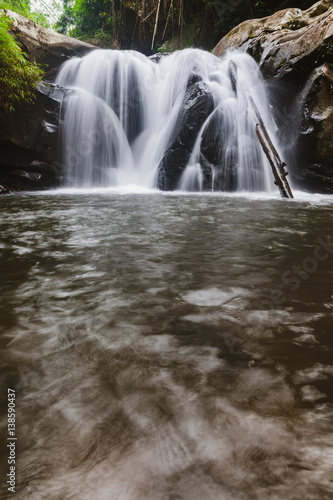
[{"xmin": 56, "ymin": 48, "xmax": 281, "ymax": 192}]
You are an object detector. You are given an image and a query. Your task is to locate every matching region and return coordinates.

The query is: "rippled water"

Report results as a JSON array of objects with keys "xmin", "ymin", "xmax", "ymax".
[{"xmin": 1, "ymin": 190, "xmax": 333, "ymax": 499}]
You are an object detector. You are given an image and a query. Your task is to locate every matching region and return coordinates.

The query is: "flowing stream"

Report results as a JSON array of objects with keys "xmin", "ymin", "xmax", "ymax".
[{"xmin": 1, "ymin": 190, "xmax": 333, "ymax": 499}]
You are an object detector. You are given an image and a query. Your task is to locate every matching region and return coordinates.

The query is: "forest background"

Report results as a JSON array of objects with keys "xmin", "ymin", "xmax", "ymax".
[{"xmin": 0, "ymin": 0, "xmax": 316, "ymax": 112}]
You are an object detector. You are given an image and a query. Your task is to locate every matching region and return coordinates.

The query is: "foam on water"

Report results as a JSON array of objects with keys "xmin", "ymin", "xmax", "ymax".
[{"xmin": 182, "ymin": 287, "xmax": 248, "ymax": 307}]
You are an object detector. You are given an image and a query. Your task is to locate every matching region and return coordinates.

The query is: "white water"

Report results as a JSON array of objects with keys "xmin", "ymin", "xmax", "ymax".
[{"xmin": 56, "ymin": 49, "xmax": 280, "ymax": 192}]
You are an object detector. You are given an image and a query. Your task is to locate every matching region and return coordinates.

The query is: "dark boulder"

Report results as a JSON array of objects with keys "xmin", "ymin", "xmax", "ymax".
[
  {"xmin": 200, "ymin": 113, "xmax": 238, "ymax": 192},
  {"xmin": 295, "ymin": 63, "xmax": 333, "ymax": 192},
  {"xmin": 157, "ymin": 77, "xmax": 214, "ymax": 190}
]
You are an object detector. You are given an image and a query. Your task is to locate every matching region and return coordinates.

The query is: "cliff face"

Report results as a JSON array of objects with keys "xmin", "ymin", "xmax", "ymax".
[{"xmin": 213, "ymin": 0, "xmax": 333, "ymax": 193}]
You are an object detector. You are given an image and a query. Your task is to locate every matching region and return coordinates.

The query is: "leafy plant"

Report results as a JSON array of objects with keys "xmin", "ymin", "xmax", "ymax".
[
  {"xmin": 0, "ymin": 13, "xmax": 44, "ymax": 113},
  {"xmin": 0, "ymin": 0, "xmax": 50, "ymax": 27}
]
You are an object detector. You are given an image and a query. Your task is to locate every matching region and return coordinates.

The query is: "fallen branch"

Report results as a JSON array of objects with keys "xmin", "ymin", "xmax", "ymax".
[{"xmin": 249, "ymin": 95, "xmax": 293, "ymax": 199}]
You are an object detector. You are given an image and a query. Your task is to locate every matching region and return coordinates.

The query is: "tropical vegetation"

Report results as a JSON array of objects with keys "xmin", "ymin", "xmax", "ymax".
[
  {"xmin": 55, "ymin": 0, "xmax": 315, "ymax": 52},
  {"xmin": 0, "ymin": 0, "xmax": 315, "ymax": 112},
  {"xmin": 0, "ymin": 1, "xmax": 45, "ymax": 112}
]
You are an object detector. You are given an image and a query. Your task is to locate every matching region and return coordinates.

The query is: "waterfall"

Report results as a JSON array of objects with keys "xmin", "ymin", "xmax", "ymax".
[{"xmin": 56, "ymin": 48, "xmax": 281, "ymax": 192}]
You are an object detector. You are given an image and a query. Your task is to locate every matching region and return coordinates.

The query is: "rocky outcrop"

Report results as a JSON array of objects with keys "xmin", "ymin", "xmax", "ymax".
[
  {"xmin": 4, "ymin": 9, "xmax": 96, "ymax": 81},
  {"xmin": 157, "ymin": 75, "xmax": 214, "ymax": 190},
  {"xmin": 213, "ymin": 1, "xmax": 333, "ymax": 79},
  {"xmin": 213, "ymin": 0, "xmax": 333, "ymax": 193},
  {"xmin": 0, "ymin": 82, "xmax": 67, "ymax": 193},
  {"xmin": 295, "ymin": 63, "xmax": 333, "ymax": 191}
]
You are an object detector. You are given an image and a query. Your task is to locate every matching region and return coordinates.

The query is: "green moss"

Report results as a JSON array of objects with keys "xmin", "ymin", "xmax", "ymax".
[
  {"xmin": 227, "ymin": 27, "xmax": 237, "ymax": 39},
  {"xmin": 277, "ymin": 58, "xmax": 286, "ymax": 69}
]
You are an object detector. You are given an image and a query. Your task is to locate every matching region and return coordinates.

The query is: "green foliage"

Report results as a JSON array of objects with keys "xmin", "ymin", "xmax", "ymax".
[
  {"xmin": 56, "ymin": 0, "xmax": 108, "ymax": 39},
  {"xmin": 88, "ymin": 28, "xmax": 119, "ymax": 49},
  {"xmin": 0, "ymin": 13, "xmax": 44, "ymax": 113},
  {"xmin": 55, "ymin": 0, "xmax": 76, "ymax": 34},
  {"xmin": 54, "ymin": 0, "xmax": 315, "ymax": 52},
  {"xmin": 0, "ymin": 0, "xmax": 50, "ymax": 27},
  {"xmin": 326, "ymin": 41, "xmax": 333, "ymax": 56},
  {"xmin": 0, "ymin": 0, "xmax": 32, "ymax": 18}
]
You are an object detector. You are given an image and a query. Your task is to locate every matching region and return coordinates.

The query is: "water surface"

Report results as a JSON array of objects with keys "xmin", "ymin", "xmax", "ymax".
[{"xmin": 1, "ymin": 191, "xmax": 333, "ymax": 499}]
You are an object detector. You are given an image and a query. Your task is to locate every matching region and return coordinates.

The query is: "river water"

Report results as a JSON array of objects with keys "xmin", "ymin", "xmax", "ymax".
[{"xmin": 1, "ymin": 189, "xmax": 333, "ymax": 499}]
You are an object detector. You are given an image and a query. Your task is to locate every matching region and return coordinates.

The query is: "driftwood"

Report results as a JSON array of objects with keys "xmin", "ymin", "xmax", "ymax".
[{"xmin": 249, "ymin": 96, "xmax": 293, "ymax": 199}]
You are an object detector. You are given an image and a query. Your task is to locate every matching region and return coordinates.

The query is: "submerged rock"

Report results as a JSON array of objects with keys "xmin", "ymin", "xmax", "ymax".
[{"xmin": 213, "ymin": 0, "xmax": 333, "ymax": 193}]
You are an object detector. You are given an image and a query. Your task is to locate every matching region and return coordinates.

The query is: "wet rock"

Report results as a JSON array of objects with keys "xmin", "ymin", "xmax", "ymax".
[
  {"xmin": 9, "ymin": 170, "xmax": 42, "ymax": 182},
  {"xmin": 212, "ymin": 0, "xmax": 333, "ymax": 193},
  {"xmin": 296, "ymin": 63, "xmax": 333, "ymax": 191},
  {"xmin": 157, "ymin": 77, "xmax": 214, "ymax": 190},
  {"xmin": 200, "ymin": 114, "xmax": 238, "ymax": 191},
  {"xmin": 0, "ymin": 82, "xmax": 67, "ymax": 191},
  {"xmin": 26, "ymin": 160, "xmax": 62, "ymax": 176},
  {"xmin": 0, "ymin": 184, "xmax": 9, "ymax": 195},
  {"xmin": 149, "ymin": 53, "xmax": 170, "ymax": 64}
]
